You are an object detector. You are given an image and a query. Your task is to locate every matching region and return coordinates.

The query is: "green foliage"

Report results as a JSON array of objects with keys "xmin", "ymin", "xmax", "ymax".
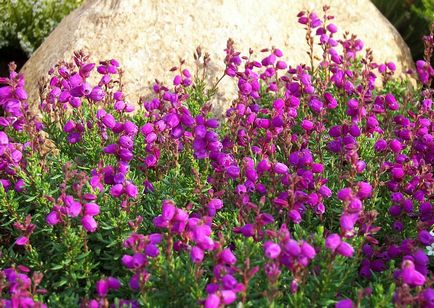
[
  {"xmin": 372, "ymin": 0, "xmax": 433, "ymax": 61},
  {"xmin": 0, "ymin": 0, "xmax": 83, "ymax": 55}
]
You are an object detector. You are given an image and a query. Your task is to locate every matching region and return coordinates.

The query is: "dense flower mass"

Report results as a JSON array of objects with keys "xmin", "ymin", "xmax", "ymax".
[{"xmin": 0, "ymin": 7, "xmax": 432, "ymax": 307}]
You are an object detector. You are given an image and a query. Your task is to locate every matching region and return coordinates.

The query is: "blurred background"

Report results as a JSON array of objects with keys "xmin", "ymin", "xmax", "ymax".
[
  {"xmin": 0, "ymin": 0, "xmax": 83, "ymax": 74},
  {"xmin": 0, "ymin": 0, "xmax": 432, "ymax": 76}
]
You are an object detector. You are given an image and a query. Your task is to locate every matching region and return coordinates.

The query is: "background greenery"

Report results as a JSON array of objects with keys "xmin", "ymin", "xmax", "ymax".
[
  {"xmin": 372, "ymin": 0, "xmax": 434, "ymax": 61},
  {"xmin": 0, "ymin": 0, "xmax": 83, "ymax": 74}
]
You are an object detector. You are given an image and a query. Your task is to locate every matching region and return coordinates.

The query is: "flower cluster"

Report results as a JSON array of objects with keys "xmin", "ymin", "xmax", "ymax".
[
  {"xmin": 0, "ymin": 267, "xmax": 46, "ymax": 307},
  {"xmin": 0, "ymin": 6, "xmax": 432, "ymax": 308}
]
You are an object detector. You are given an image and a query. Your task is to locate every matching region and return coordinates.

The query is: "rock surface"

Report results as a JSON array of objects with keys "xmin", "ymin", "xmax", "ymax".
[{"xmin": 21, "ymin": 0, "xmax": 414, "ymax": 114}]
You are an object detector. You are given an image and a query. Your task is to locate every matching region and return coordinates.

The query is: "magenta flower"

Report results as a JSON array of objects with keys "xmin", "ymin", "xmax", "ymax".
[
  {"xmin": 357, "ymin": 182, "xmax": 372, "ymax": 199},
  {"xmin": 15, "ymin": 236, "xmax": 29, "ymax": 246},
  {"xmin": 418, "ymin": 230, "xmax": 434, "ymax": 246},
  {"xmin": 226, "ymin": 165, "xmax": 240, "ymax": 178},
  {"xmin": 336, "ymin": 242, "xmax": 354, "ymax": 258},
  {"xmin": 374, "ymin": 139, "xmax": 387, "ymax": 152},
  {"xmin": 96, "ymin": 279, "xmax": 109, "ymax": 297},
  {"xmin": 340, "ymin": 213, "xmax": 358, "ymax": 231},
  {"xmin": 336, "ymin": 299, "xmax": 354, "ymax": 308},
  {"xmin": 65, "ymin": 196, "xmax": 81, "ymax": 217},
  {"xmin": 110, "ymin": 184, "xmax": 123, "ymax": 197},
  {"xmin": 107, "ymin": 277, "xmax": 121, "ymax": 289},
  {"xmin": 327, "ymin": 23, "xmax": 338, "ymax": 33},
  {"xmin": 274, "ymin": 162, "xmax": 289, "ymax": 174},
  {"xmin": 257, "ymin": 159, "xmax": 271, "ymax": 173},
  {"xmin": 301, "ymin": 119, "xmax": 314, "ymax": 131},
  {"xmin": 288, "ymin": 209, "xmax": 302, "ymax": 224},
  {"xmin": 219, "ymin": 248, "xmax": 237, "ymax": 265},
  {"xmin": 337, "ymin": 188, "xmax": 352, "ymax": 201},
  {"xmin": 204, "ymin": 294, "xmax": 220, "ymax": 308},
  {"xmin": 264, "ymin": 241, "xmax": 281, "ymax": 259},
  {"xmin": 391, "ymin": 167, "xmax": 405, "ymax": 180},
  {"xmin": 221, "ymin": 290, "xmax": 237, "ymax": 305},
  {"xmin": 82, "ymin": 215, "xmax": 97, "ymax": 232},
  {"xmin": 401, "ymin": 260, "xmax": 426, "ymax": 286},
  {"xmin": 162, "ymin": 200, "xmax": 176, "ymax": 221},
  {"xmin": 325, "ymin": 234, "xmax": 341, "ymax": 251},
  {"xmin": 46, "ymin": 211, "xmax": 60, "ymax": 225},
  {"xmin": 102, "ymin": 114, "xmax": 116, "ymax": 129},
  {"xmin": 190, "ymin": 246, "xmax": 204, "ymax": 264},
  {"xmin": 125, "ymin": 182, "xmax": 138, "ymax": 198},
  {"xmin": 84, "ymin": 203, "xmax": 100, "ymax": 216},
  {"xmin": 301, "ymin": 242, "xmax": 316, "ymax": 259}
]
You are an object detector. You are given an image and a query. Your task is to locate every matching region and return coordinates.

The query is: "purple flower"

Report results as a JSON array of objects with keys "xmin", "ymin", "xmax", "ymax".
[
  {"xmin": 145, "ymin": 244, "xmax": 159, "ymax": 257},
  {"xmin": 311, "ymin": 163, "xmax": 324, "ymax": 173},
  {"xmin": 14, "ymin": 179, "xmax": 25, "ymax": 193},
  {"xmin": 391, "ymin": 167, "xmax": 405, "ymax": 180},
  {"xmin": 219, "ymin": 248, "xmax": 236, "ymax": 265},
  {"xmin": 401, "ymin": 260, "xmax": 426, "ymax": 286},
  {"xmin": 340, "ymin": 213, "xmax": 358, "ymax": 231},
  {"xmin": 336, "ymin": 242, "xmax": 354, "ymax": 257},
  {"xmin": 356, "ymin": 160, "xmax": 366, "ymax": 173},
  {"xmin": 374, "ymin": 139, "xmax": 387, "ymax": 152},
  {"xmin": 96, "ymin": 279, "xmax": 109, "ymax": 297},
  {"xmin": 413, "ymin": 250, "xmax": 429, "ymax": 266},
  {"xmin": 102, "ymin": 114, "xmax": 116, "ymax": 129},
  {"xmin": 357, "ymin": 182, "xmax": 372, "ymax": 200},
  {"xmin": 162, "ymin": 200, "xmax": 176, "ymax": 221},
  {"xmin": 419, "ymin": 288, "xmax": 434, "ymax": 307},
  {"xmin": 288, "ymin": 209, "xmax": 302, "ymax": 224},
  {"xmin": 327, "ymin": 23, "xmax": 338, "ymax": 33},
  {"xmin": 301, "ymin": 119, "xmax": 314, "ymax": 131},
  {"xmin": 325, "ymin": 234, "xmax": 341, "ymax": 252},
  {"xmin": 221, "ymin": 290, "xmax": 237, "ymax": 305},
  {"xmin": 107, "ymin": 277, "xmax": 121, "ymax": 290},
  {"xmin": 204, "ymin": 294, "xmax": 220, "ymax": 308},
  {"xmin": 234, "ymin": 224, "xmax": 255, "ymax": 237},
  {"xmin": 46, "ymin": 211, "xmax": 60, "ymax": 225},
  {"xmin": 274, "ymin": 162, "xmax": 289, "ymax": 174},
  {"xmin": 389, "ymin": 139, "xmax": 402, "ymax": 153},
  {"xmin": 125, "ymin": 183, "xmax": 138, "ymax": 198},
  {"xmin": 257, "ymin": 159, "xmax": 271, "ymax": 173},
  {"xmin": 337, "ymin": 188, "xmax": 352, "ymax": 201},
  {"xmin": 319, "ymin": 185, "xmax": 332, "ymax": 198},
  {"xmin": 82, "ymin": 215, "xmax": 97, "ymax": 232},
  {"xmin": 89, "ymin": 86, "xmax": 105, "ymax": 101},
  {"xmin": 110, "ymin": 184, "xmax": 123, "ymax": 197},
  {"xmin": 226, "ymin": 165, "xmax": 240, "ymax": 178},
  {"xmin": 264, "ymin": 241, "xmax": 281, "ymax": 259},
  {"xmin": 65, "ymin": 196, "xmax": 81, "ymax": 217},
  {"xmin": 301, "ymin": 242, "xmax": 316, "ymax": 259},
  {"xmin": 336, "ymin": 299, "xmax": 353, "ymax": 308},
  {"xmin": 119, "ymin": 136, "xmax": 134, "ymax": 149},
  {"xmin": 190, "ymin": 246, "xmax": 204, "ymax": 264},
  {"xmin": 418, "ymin": 230, "xmax": 434, "ymax": 246},
  {"xmin": 15, "ymin": 236, "xmax": 29, "ymax": 246},
  {"xmin": 348, "ymin": 198, "xmax": 362, "ymax": 213},
  {"xmin": 84, "ymin": 203, "xmax": 100, "ymax": 216},
  {"xmin": 283, "ymin": 239, "xmax": 300, "ymax": 257}
]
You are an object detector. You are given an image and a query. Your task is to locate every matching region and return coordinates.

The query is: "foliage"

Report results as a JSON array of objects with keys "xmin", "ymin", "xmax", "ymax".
[
  {"xmin": 372, "ymin": 0, "xmax": 434, "ymax": 61},
  {"xmin": 0, "ymin": 0, "xmax": 83, "ymax": 56}
]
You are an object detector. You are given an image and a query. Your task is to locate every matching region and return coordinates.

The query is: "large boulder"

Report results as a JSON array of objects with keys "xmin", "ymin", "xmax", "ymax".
[{"xmin": 21, "ymin": 0, "xmax": 414, "ymax": 114}]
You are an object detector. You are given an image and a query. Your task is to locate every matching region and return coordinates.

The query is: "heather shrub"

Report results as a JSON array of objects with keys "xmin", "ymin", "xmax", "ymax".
[{"xmin": 0, "ymin": 7, "xmax": 432, "ymax": 308}]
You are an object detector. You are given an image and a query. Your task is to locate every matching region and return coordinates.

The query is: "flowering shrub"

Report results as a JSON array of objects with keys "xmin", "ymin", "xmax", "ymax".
[{"xmin": 0, "ymin": 7, "xmax": 433, "ymax": 307}]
